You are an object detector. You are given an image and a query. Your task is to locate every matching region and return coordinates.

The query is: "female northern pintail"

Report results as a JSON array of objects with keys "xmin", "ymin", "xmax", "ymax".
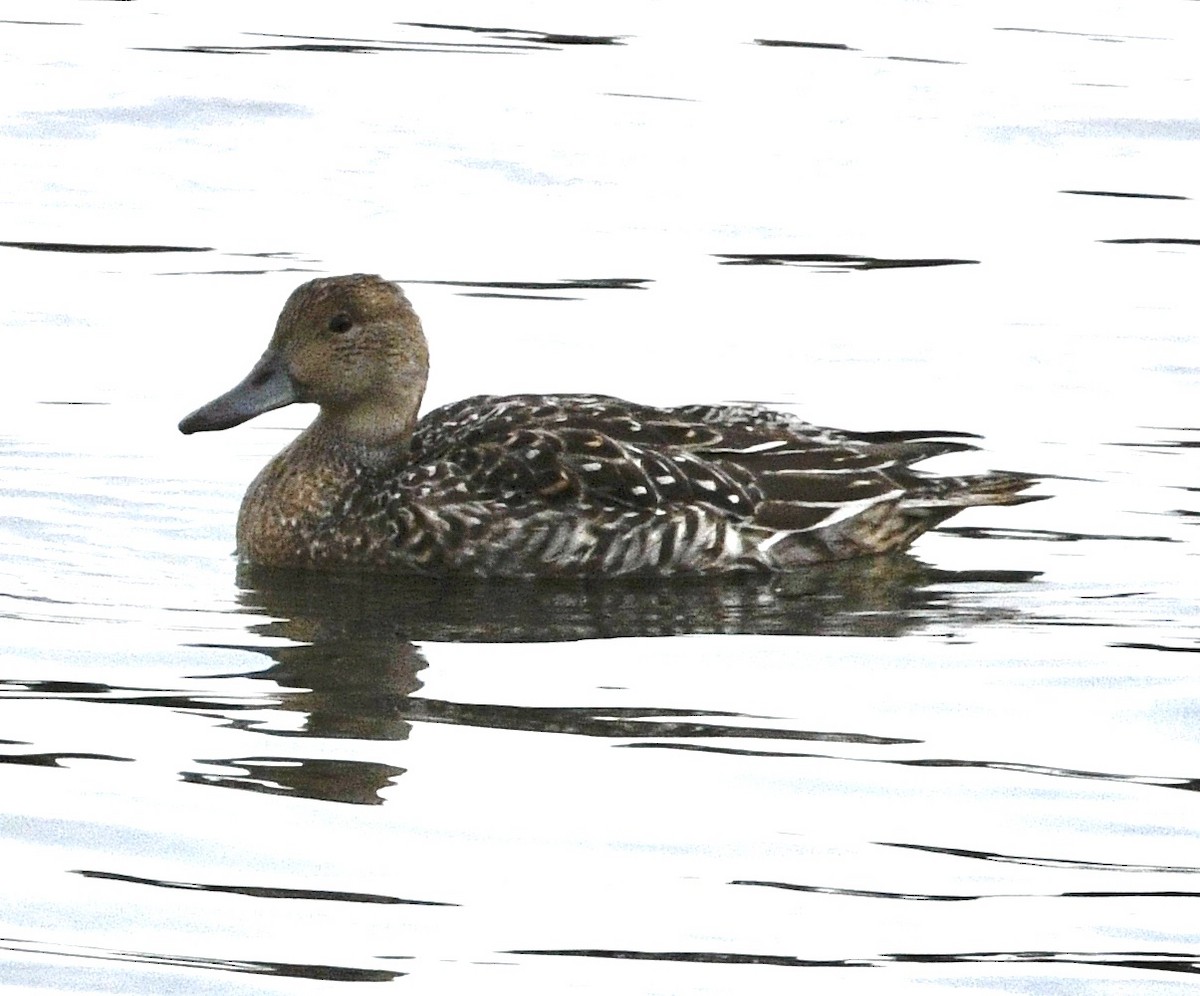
[{"xmin": 179, "ymin": 274, "xmax": 1040, "ymax": 575}]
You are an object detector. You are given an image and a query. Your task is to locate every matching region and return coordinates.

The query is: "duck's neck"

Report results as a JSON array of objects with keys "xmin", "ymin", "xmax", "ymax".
[{"xmin": 304, "ymin": 379, "xmax": 427, "ymax": 467}]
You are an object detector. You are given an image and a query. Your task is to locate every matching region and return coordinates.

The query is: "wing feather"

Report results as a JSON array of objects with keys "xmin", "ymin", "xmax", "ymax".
[{"xmin": 406, "ymin": 394, "xmax": 1005, "ymax": 535}]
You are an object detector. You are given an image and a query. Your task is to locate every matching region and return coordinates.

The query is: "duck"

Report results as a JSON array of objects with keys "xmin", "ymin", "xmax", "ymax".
[{"xmin": 179, "ymin": 273, "xmax": 1041, "ymax": 576}]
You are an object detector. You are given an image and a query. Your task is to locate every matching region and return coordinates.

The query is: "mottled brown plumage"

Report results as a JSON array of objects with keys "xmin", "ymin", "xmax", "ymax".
[{"xmin": 179, "ymin": 274, "xmax": 1042, "ymax": 576}]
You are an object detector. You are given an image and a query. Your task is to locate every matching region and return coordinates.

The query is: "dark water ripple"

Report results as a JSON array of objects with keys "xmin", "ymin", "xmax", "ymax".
[
  {"xmin": 141, "ymin": 22, "xmax": 626, "ymax": 57},
  {"xmin": 882, "ymin": 841, "xmax": 1200, "ymax": 874},
  {"xmin": 73, "ymin": 869, "xmax": 455, "ymax": 906},
  {"xmin": 399, "ymin": 276, "xmax": 652, "ymax": 299},
  {"xmin": 507, "ymin": 947, "xmax": 1200, "ymax": 975},
  {"xmin": 160, "ymin": 267, "xmax": 321, "ymax": 277},
  {"xmin": 605, "ymin": 92, "xmax": 696, "ymax": 101},
  {"xmin": 1062, "ymin": 189, "xmax": 1189, "ymax": 200},
  {"xmin": 883, "ymin": 56, "xmax": 962, "ymax": 64},
  {"xmin": 995, "ymin": 26, "xmax": 1167, "ymax": 42},
  {"xmin": 0, "ymin": 240, "xmax": 211, "ymax": 254},
  {"xmin": 1102, "ymin": 238, "xmax": 1200, "ymax": 247},
  {"xmin": 938, "ymin": 525, "xmax": 1176, "ymax": 543},
  {"xmin": 753, "ymin": 39, "xmax": 857, "ymax": 51},
  {"xmin": 0, "ymin": 677, "xmax": 913, "ymax": 745},
  {"xmin": 714, "ymin": 253, "xmax": 979, "ymax": 270},
  {"xmin": 136, "ymin": 32, "xmax": 542, "ymax": 57},
  {"xmin": 628, "ymin": 742, "xmax": 1200, "ymax": 793},
  {"xmin": 397, "ymin": 21, "xmax": 627, "ymax": 47},
  {"xmin": 0, "ymin": 751, "xmax": 131, "ymax": 767},
  {"xmin": 0, "ymin": 939, "xmax": 403, "ymax": 982},
  {"xmin": 732, "ymin": 879, "xmax": 1200, "ymax": 901},
  {"xmin": 1, "ymin": 19, "xmax": 81, "ymax": 27}
]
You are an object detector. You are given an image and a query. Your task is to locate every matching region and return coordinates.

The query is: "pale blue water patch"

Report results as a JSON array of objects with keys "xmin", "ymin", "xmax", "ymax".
[{"xmin": 3, "ymin": 96, "xmax": 310, "ymax": 141}]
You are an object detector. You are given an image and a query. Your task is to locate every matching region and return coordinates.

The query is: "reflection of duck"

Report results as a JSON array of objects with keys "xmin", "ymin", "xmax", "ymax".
[
  {"xmin": 238, "ymin": 556, "xmax": 1040, "ymax": 642},
  {"xmin": 180, "ymin": 274, "xmax": 1041, "ymax": 575}
]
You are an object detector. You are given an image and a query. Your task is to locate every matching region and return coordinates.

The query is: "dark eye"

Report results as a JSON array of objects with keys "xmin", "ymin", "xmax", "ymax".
[{"xmin": 328, "ymin": 313, "xmax": 353, "ymax": 334}]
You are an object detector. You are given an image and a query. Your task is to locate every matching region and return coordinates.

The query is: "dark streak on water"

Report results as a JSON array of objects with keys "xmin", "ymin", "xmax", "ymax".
[
  {"xmin": 627, "ymin": 742, "xmax": 1200, "ymax": 794},
  {"xmin": 398, "ymin": 22, "xmax": 626, "ymax": 47},
  {"xmin": 0, "ymin": 241, "xmax": 212, "ymax": 254},
  {"xmin": 507, "ymin": 947, "xmax": 1200, "ymax": 976},
  {"xmin": 462, "ymin": 292, "xmax": 583, "ymax": 300},
  {"xmin": 938, "ymin": 525, "xmax": 1176, "ymax": 543},
  {"xmin": 403, "ymin": 704, "xmax": 915, "ymax": 745},
  {"xmin": 1113, "ymin": 434, "xmax": 1200, "ymax": 449},
  {"xmin": 0, "ymin": 939, "xmax": 404, "ymax": 982},
  {"xmin": 1062, "ymin": 189, "xmax": 1189, "ymax": 200},
  {"xmin": 132, "ymin": 47, "xmax": 261, "ymax": 57},
  {"xmin": 995, "ymin": 26, "xmax": 1165, "ymax": 42},
  {"xmin": 73, "ymin": 869, "xmax": 456, "ymax": 906},
  {"xmin": 246, "ymin": 30, "xmax": 547, "ymax": 52},
  {"xmin": 137, "ymin": 44, "xmax": 522, "ymax": 57},
  {"xmin": 883, "ymin": 55, "xmax": 962, "ymax": 65},
  {"xmin": 0, "ymin": 751, "xmax": 131, "ymax": 767},
  {"xmin": 237, "ymin": 44, "xmax": 404, "ymax": 55},
  {"xmin": 159, "ymin": 268, "xmax": 322, "ymax": 277},
  {"xmin": 399, "ymin": 277, "xmax": 652, "ymax": 292},
  {"xmin": 1101, "ymin": 238, "xmax": 1200, "ymax": 247},
  {"xmin": 605, "ymin": 92, "xmax": 697, "ymax": 101},
  {"xmin": 228, "ymin": 251, "xmax": 311, "ymax": 259},
  {"xmin": 754, "ymin": 39, "xmax": 857, "ymax": 51},
  {"xmin": 880, "ymin": 841, "xmax": 1200, "ymax": 874},
  {"xmin": 0, "ymin": 677, "xmax": 916, "ymax": 745},
  {"xmin": 730, "ymin": 879, "xmax": 1200, "ymax": 901},
  {"xmin": 135, "ymin": 32, "xmax": 541, "ymax": 57},
  {"xmin": 714, "ymin": 253, "xmax": 979, "ymax": 271}
]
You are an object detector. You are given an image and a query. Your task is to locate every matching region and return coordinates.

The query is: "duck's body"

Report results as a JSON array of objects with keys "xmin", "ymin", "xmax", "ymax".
[{"xmin": 180, "ymin": 274, "xmax": 1040, "ymax": 576}]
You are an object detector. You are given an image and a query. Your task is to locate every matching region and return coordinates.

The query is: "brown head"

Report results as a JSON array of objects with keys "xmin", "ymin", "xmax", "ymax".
[{"xmin": 179, "ymin": 274, "xmax": 429, "ymax": 447}]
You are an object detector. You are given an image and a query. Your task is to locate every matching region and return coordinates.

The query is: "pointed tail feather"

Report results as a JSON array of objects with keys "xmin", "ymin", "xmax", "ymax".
[{"xmin": 902, "ymin": 471, "xmax": 1044, "ymax": 511}]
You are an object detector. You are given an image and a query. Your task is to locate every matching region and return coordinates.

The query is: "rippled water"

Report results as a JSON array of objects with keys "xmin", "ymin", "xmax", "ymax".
[{"xmin": 3, "ymin": 2, "xmax": 1199, "ymax": 992}]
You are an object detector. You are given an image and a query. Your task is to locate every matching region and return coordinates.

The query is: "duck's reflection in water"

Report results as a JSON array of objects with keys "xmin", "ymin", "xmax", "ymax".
[
  {"xmin": 236, "ymin": 553, "xmax": 1038, "ymax": 645},
  {"xmin": 186, "ymin": 556, "xmax": 1038, "ymax": 804}
]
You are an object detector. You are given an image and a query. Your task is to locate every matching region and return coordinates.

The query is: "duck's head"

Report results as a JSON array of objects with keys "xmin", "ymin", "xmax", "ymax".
[{"xmin": 179, "ymin": 274, "xmax": 429, "ymax": 445}]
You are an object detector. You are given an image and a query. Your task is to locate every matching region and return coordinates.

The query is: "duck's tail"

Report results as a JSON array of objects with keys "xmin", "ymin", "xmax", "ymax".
[
  {"xmin": 752, "ymin": 470, "xmax": 1045, "ymax": 569},
  {"xmin": 900, "ymin": 470, "xmax": 1045, "ymax": 512}
]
